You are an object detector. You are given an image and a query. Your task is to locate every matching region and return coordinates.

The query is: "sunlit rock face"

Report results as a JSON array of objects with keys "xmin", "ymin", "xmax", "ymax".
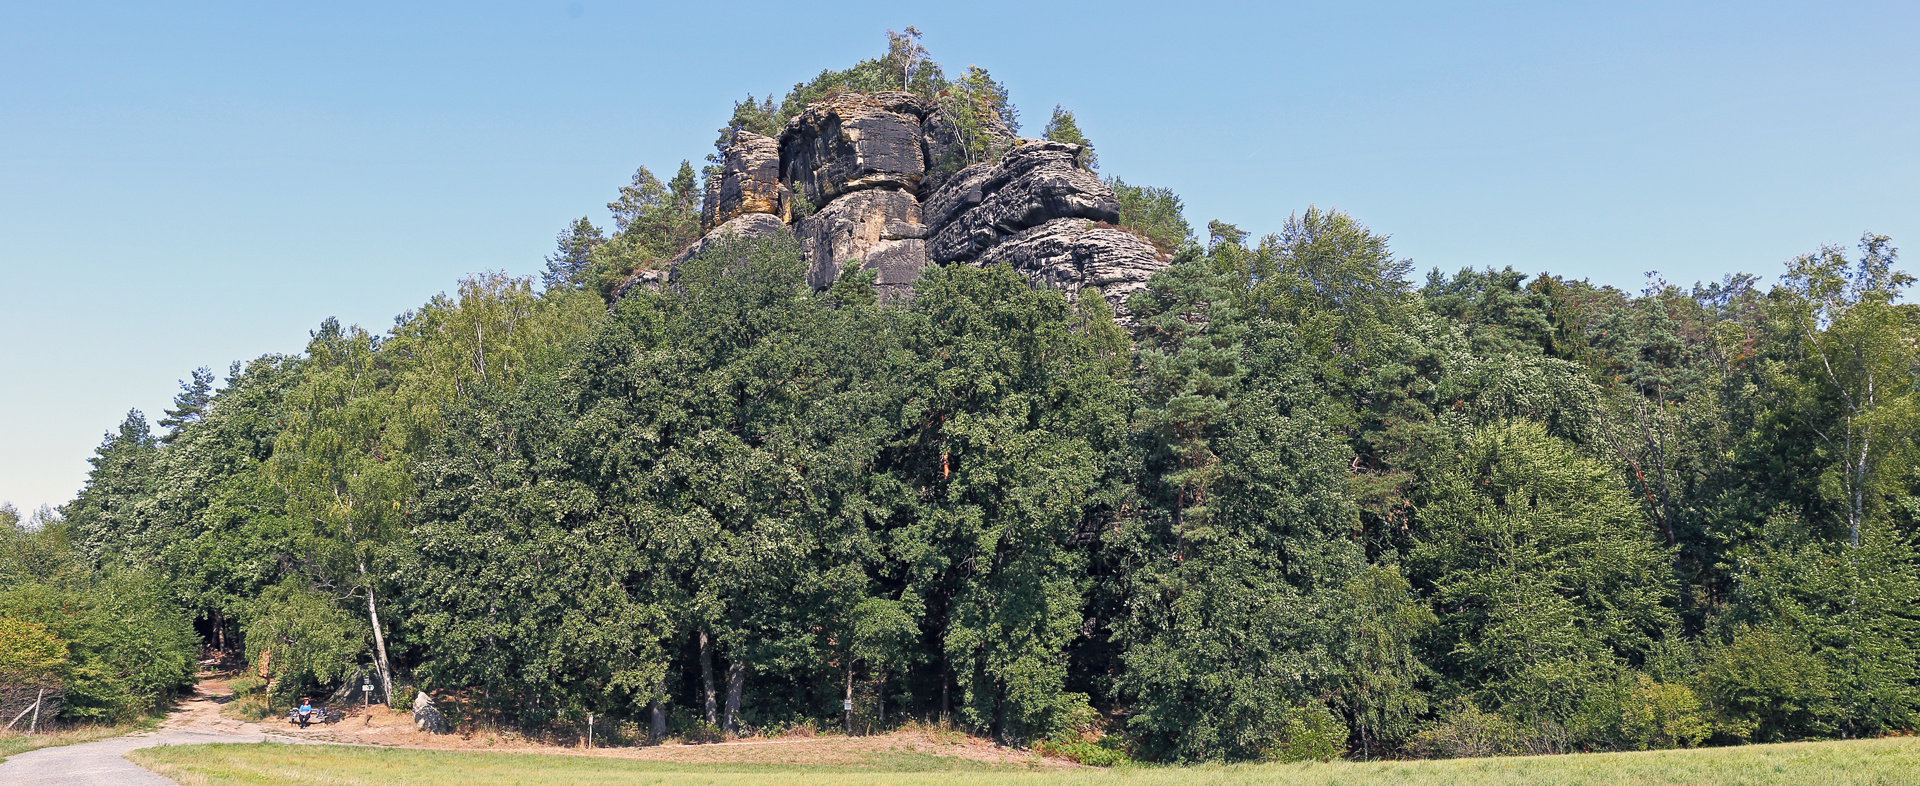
[
  {"xmin": 795, "ymin": 188, "xmax": 927, "ymax": 300},
  {"xmin": 703, "ymin": 131, "xmax": 789, "ymax": 231}
]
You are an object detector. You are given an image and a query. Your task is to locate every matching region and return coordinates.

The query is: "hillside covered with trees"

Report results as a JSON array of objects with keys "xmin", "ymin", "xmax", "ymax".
[{"xmin": 6, "ymin": 34, "xmax": 1918, "ymax": 762}]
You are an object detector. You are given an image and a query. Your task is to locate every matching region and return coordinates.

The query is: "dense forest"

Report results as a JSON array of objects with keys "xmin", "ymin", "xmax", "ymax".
[{"xmin": 5, "ymin": 36, "xmax": 1918, "ymax": 762}]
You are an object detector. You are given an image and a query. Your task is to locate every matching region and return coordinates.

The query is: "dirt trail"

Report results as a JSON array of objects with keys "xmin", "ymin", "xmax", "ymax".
[{"xmin": 0, "ymin": 677, "xmax": 313, "ymax": 786}]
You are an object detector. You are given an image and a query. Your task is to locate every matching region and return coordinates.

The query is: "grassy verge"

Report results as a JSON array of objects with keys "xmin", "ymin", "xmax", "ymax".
[
  {"xmin": 0, "ymin": 722, "xmax": 149, "ymax": 763},
  {"xmin": 130, "ymin": 736, "xmax": 1920, "ymax": 786}
]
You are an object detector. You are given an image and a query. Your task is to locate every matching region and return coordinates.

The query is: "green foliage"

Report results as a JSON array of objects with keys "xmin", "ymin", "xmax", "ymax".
[
  {"xmin": 43, "ymin": 74, "xmax": 1920, "ymax": 767},
  {"xmin": 1617, "ymin": 676, "xmax": 1715, "ymax": 750},
  {"xmin": 1270, "ymin": 703, "xmax": 1350, "ymax": 763},
  {"xmin": 588, "ymin": 164, "xmax": 702, "ymax": 299},
  {"xmin": 930, "ymin": 66, "xmax": 1018, "ymax": 174},
  {"xmin": 1695, "ymin": 626, "xmax": 1834, "ymax": 742},
  {"xmin": 244, "ymin": 580, "xmax": 367, "ymax": 703},
  {"xmin": 1106, "ymin": 177, "xmax": 1192, "ymax": 255},
  {"xmin": 0, "ymin": 616, "xmax": 67, "ymax": 684},
  {"xmin": 542, "ymin": 217, "xmax": 606, "ymax": 291},
  {"xmin": 1410, "ymin": 422, "xmax": 1676, "ymax": 725},
  {"xmin": 1038, "ymin": 735, "xmax": 1131, "ymax": 766},
  {"xmin": 1114, "ymin": 249, "xmax": 1366, "ymax": 762},
  {"xmin": 157, "ymin": 367, "xmax": 215, "ymax": 445},
  {"xmin": 0, "ymin": 570, "xmax": 198, "ymax": 721},
  {"xmin": 1410, "ymin": 700, "xmax": 1542, "ymax": 759},
  {"xmin": 713, "ymin": 28, "xmax": 950, "ymax": 156},
  {"xmin": 1042, "ymin": 106, "xmax": 1096, "ymax": 171}
]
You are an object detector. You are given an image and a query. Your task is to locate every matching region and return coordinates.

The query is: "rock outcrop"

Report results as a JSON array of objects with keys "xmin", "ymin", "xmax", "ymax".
[
  {"xmin": 973, "ymin": 218, "xmax": 1165, "ymax": 317},
  {"xmin": 614, "ymin": 212, "xmax": 791, "ymax": 300},
  {"xmin": 794, "ymin": 188, "xmax": 927, "ymax": 298},
  {"xmin": 703, "ymin": 131, "xmax": 789, "ymax": 230},
  {"xmin": 672, "ymin": 212, "xmax": 790, "ymax": 268},
  {"xmin": 412, "ymin": 691, "xmax": 449, "ymax": 734},
  {"xmin": 781, "ymin": 92, "xmax": 928, "ymax": 206},
  {"xmin": 626, "ymin": 91, "xmax": 1169, "ymax": 323},
  {"xmin": 925, "ymin": 141, "xmax": 1119, "ymax": 265}
]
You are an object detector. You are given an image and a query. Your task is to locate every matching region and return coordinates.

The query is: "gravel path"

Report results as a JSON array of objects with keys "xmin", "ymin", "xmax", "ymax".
[{"xmin": 0, "ymin": 679, "xmax": 316, "ymax": 785}]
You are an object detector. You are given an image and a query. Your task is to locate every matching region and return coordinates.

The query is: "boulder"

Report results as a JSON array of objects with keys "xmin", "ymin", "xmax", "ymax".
[
  {"xmin": 781, "ymin": 92, "xmax": 928, "ymax": 206},
  {"xmin": 926, "ymin": 141, "xmax": 1118, "ymax": 266},
  {"xmin": 794, "ymin": 189, "xmax": 929, "ymax": 298},
  {"xmin": 704, "ymin": 131, "xmax": 789, "ymax": 231},
  {"xmin": 669, "ymin": 212, "xmax": 790, "ymax": 270},
  {"xmin": 919, "ymin": 102, "xmax": 1017, "ymax": 197},
  {"xmin": 412, "ymin": 691, "xmax": 449, "ymax": 734},
  {"xmin": 610, "ymin": 268, "xmax": 668, "ymax": 300},
  {"xmin": 972, "ymin": 218, "xmax": 1168, "ymax": 320}
]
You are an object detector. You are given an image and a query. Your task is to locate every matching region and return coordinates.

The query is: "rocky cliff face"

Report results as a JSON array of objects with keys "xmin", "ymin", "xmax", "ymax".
[{"xmin": 653, "ymin": 92, "xmax": 1168, "ymax": 320}]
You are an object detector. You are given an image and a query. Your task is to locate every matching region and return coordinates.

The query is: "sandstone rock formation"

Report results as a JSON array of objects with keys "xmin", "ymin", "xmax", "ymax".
[
  {"xmin": 973, "ymin": 218, "xmax": 1165, "ymax": 316},
  {"xmin": 632, "ymin": 92, "xmax": 1170, "ymax": 323},
  {"xmin": 614, "ymin": 212, "xmax": 791, "ymax": 300},
  {"xmin": 672, "ymin": 212, "xmax": 790, "ymax": 268},
  {"xmin": 703, "ymin": 131, "xmax": 789, "ymax": 231},
  {"xmin": 781, "ymin": 92, "xmax": 927, "ymax": 206},
  {"xmin": 924, "ymin": 140, "xmax": 1118, "ymax": 265},
  {"xmin": 794, "ymin": 188, "xmax": 927, "ymax": 299},
  {"xmin": 919, "ymin": 102, "xmax": 1018, "ymax": 197}
]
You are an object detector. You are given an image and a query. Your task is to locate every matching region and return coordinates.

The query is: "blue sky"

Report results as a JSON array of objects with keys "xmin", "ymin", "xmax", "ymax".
[{"xmin": 2, "ymin": 0, "xmax": 1916, "ymax": 513}]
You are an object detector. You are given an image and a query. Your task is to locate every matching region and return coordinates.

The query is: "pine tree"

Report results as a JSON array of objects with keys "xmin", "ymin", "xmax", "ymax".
[
  {"xmin": 541, "ymin": 217, "xmax": 606, "ymax": 291},
  {"xmin": 156, "ymin": 367, "xmax": 214, "ymax": 444},
  {"xmin": 1042, "ymin": 105, "xmax": 1096, "ymax": 171},
  {"xmin": 63, "ymin": 409, "xmax": 158, "ymax": 566}
]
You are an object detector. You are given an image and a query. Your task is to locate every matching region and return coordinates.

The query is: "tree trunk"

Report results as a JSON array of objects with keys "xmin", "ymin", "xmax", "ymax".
[
  {"xmin": 698, "ymin": 631, "xmax": 717, "ymax": 727},
  {"xmin": 844, "ymin": 667, "xmax": 854, "ymax": 736},
  {"xmin": 723, "ymin": 661, "xmax": 744, "ymax": 734},
  {"xmin": 359, "ymin": 559, "xmax": 395, "ymax": 704},
  {"xmin": 650, "ymin": 699, "xmax": 666, "ymax": 741}
]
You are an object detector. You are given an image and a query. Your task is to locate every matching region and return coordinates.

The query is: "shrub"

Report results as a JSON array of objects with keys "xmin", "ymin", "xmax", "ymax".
[
  {"xmin": 0, "ymin": 572, "xmax": 197, "ymax": 722},
  {"xmin": 1619, "ymin": 675, "xmax": 1714, "ymax": 749},
  {"xmin": 1412, "ymin": 700, "xmax": 1571, "ymax": 758},
  {"xmin": 1696, "ymin": 626, "xmax": 1835, "ymax": 741},
  {"xmin": 1267, "ymin": 703, "xmax": 1348, "ymax": 763},
  {"xmin": 1038, "ymin": 736, "xmax": 1130, "ymax": 766}
]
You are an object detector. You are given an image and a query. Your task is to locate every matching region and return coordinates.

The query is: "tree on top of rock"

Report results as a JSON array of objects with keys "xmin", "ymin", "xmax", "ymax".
[{"xmin": 1043, "ymin": 105, "xmax": 1097, "ymax": 171}]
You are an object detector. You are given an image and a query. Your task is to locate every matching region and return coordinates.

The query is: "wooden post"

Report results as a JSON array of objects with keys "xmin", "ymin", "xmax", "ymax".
[
  {"xmin": 30, "ymin": 688, "xmax": 44, "ymax": 734},
  {"xmin": 587, "ymin": 713, "xmax": 593, "ymax": 749}
]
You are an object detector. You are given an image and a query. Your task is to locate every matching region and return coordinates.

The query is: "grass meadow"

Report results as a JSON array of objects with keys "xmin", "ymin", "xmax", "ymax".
[{"xmin": 130, "ymin": 735, "xmax": 1920, "ymax": 786}]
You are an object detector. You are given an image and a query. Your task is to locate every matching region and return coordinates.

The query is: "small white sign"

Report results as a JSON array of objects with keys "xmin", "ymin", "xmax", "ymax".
[{"xmin": 842, "ymin": 699, "xmax": 853, "ymax": 711}]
